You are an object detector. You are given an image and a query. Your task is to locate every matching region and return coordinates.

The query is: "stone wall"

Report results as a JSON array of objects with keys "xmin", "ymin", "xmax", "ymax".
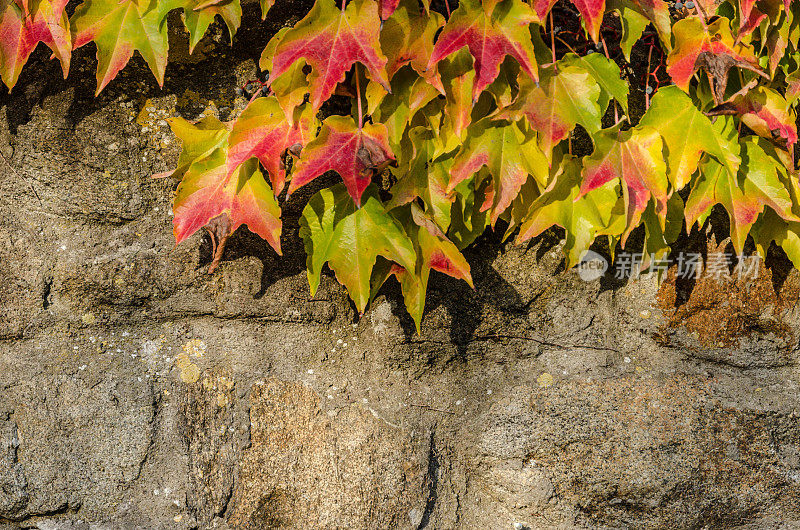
[{"xmin": 2, "ymin": 5, "xmax": 800, "ymax": 529}]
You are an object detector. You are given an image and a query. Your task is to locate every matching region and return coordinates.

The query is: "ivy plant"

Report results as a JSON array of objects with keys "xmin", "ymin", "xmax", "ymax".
[{"xmin": 1, "ymin": 0, "xmax": 798, "ymax": 330}]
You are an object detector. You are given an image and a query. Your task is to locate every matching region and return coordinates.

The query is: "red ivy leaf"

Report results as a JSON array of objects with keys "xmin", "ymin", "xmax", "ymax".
[
  {"xmin": 71, "ymin": 0, "xmax": 168, "ymax": 94},
  {"xmin": 173, "ymin": 151, "xmax": 282, "ymax": 255},
  {"xmin": 269, "ymin": 0, "xmax": 390, "ymax": 111},
  {"xmin": 667, "ymin": 17, "xmax": 764, "ymax": 100},
  {"xmin": 0, "ymin": 0, "xmax": 71, "ymax": 89},
  {"xmin": 579, "ymin": 124, "xmax": 668, "ymax": 245},
  {"xmin": 534, "ymin": 0, "xmax": 605, "ymax": 42},
  {"xmin": 427, "ymin": 0, "xmax": 539, "ymax": 102},
  {"xmin": 715, "ymin": 86, "xmax": 798, "ymax": 149},
  {"xmin": 288, "ymin": 116, "xmax": 395, "ymax": 206},
  {"xmin": 226, "ymin": 97, "xmax": 316, "ymax": 195}
]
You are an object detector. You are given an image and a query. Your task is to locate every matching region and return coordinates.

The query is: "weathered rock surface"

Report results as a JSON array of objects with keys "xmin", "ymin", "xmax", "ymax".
[{"xmin": 2, "ymin": 6, "xmax": 800, "ymax": 530}]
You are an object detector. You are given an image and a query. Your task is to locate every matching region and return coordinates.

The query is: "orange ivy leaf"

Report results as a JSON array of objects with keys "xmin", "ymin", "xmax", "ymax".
[
  {"xmin": 0, "ymin": 0, "xmax": 71, "ymax": 89},
  {"xmin": 288, "ymin": 116, "xmax": 395, "ymax": 206},
  {"xmin": 173, "ymin": 151, "xmax": 282, "ymax": 259},
  {"xmin": 226, "ymin": 98, "xmax": 316, "ymax": 195},
  {"xmin": 579, "ymin": 124, "xmax": 668, "ymax": 245},
  {"xmin": 427, "ymin": 0, "xmax": 539, "ymax": 102},
  {"xmin": 686, "ymin": 135, "xmax": 798, "ymax": 253},
  {"xmin": 449, "ymin": 118, "xmax": 548, "ymax": 225},
  {"xmin": 534, "ymin": 0, "xmax": 605, "ymax": 42},
  {"xmin": 666, "ymin": 17, "xmax": 764, "ymax": 101},
  {"xmin": 268, "ymin": 0, "xmax": 390, "ymax": 111},
  {"xmin": 715, "ymin": 86, "xmax": 798, "ymax": 149},
  {"xmin": 390, "ymin": 204, "xmax": 472, "ymax": 332},
  {"xmin": 160, "ymin": 0, "xmax": 241, "ymax": 54}
]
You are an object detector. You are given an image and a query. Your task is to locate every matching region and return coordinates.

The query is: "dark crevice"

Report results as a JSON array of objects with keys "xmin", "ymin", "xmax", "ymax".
[{"xmin": 417, "ymin": 430, "xmax": 439, "ymax": 530}]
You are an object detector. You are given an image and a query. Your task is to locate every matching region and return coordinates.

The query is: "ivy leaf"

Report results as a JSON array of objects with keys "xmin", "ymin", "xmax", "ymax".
[
  {"xmin": 438, "ymin": 49, "xmax": 476, "ymax": 140},
  {"xmin": 259, "ymin": 27, "xmax": 309, "ymax": 123},
  {"xmin": 496, "ymin": 63, "xmax": 602, "ymax": 161},
  {"xmin": 173, "ymin": 151, "xmax": 282, "ymax": 262},
  {"xmin": 160, "ymin": 0, "xmax": 241, "ymax": 53},
  {"xmin": 390, "ymin": 204, "xmax": 472, "ymax": 332},
  {"xmin": 686, "ymin": 136, "xmax": 798, "ymax": 253},
  {"xmin": 534, "ymin": 0, "xmax": 605, "ymax": 42},
  {"xmin": 427, "ymin": 0, "xmax": 539, "ymax": 102},
  {"xmin": 752, "ymin": 209, "xmax": 800, "ymax": 270},
  {"xmin": 368, "ymin": 67, "xmax": 440, "ymax": 148},
  {"xmin": 449, "ymin": 118, "xmax": 548, "ymax": 225},
  {"xmin": 72, "ymin": 0, "xmax": 169, "ymax": 94},
  {"xmin": 298, "ymin": 184, "xmax": 416, "ymax": 313},
  {"xmin": 288, "ymin": 116, "xmax": 395, "ymax": 206},
  {"xmin": 156, "ymin": 115, "xmax": 229, "ymax": 180},
  {"xmin": 0, "ymin": 0, "xmax": 71, "ymax": 89},
  {"xmin": 269, "ymin": 0, "xmax": 390, "ymax": 111},
  {"xmin": 712, "ymin": 86, "xmax": 798, "ymax": 149},
  {"xmin": 388, "ymin": 126, "xmax": 453, "ymax": 230},
  {"xmin": 517, "ymin": 157, "xmax": 620, "ymax": 267},
  {"xmin": 787, "ymin": 70, "xmax": 800, "ymax": 107},
  {"xmin": 226, "ymin": 98, "xmax": 316, "ymax": 195},
  {"xmin": 380, "ymin": 0, "xmax": 443, "ymax": 84},
  {"xmin": 579, "ymin": 124, "xmax": 669, "ymax": 245},
  {"xmin": 666, "ymin": 17, "xmax": 765, "ymax": 102},
  {"xmin": 559, "ymin": 52, "xmax": 629, "ymax": 113},
  {"xmin": 607, "ymin": 0, "xmax": 672, "ymax": 56},
  {"xmin": 639, "ymin": 85, "xmax": 741, "ymax": 190}
]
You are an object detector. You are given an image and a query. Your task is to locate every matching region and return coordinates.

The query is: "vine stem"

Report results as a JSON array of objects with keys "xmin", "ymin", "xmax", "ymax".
[
  {"xmin": 356, "ymin": 64, "xmax": 363, "ymax": 130},
  {"xmin": 600, "ymin": 36, "xmax": 618, "ymax": 122},
  {"xmin": 645, "ymin": 42, "xmax": 654, "ymax": 109},
  {"xmin": 549, "ymin": 12, "xmax": 557, "ymax": 71}
]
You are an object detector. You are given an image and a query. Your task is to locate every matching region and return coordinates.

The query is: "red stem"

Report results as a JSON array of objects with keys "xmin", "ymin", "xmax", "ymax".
[{"xmin": 356, "ymin": 65, "xmax": 363, "ymax": 130}]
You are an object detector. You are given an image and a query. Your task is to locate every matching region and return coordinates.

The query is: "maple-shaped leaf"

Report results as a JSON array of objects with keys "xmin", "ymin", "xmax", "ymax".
[
  {"xmin": 752, "ymin": 209, "xmax": 800, "ymax": 270},
  {"xmin": 558, "ymin": 52, "xmax": 629, "ymax": 113},
  {"xmin": 173, "ymin": 151, "xmax": 282, "ymax": 267},
  {"xmin": 71, "ymin": 0, "xmax": 168, "ymax": 94},
  {"xmin": 0, "ymin": 0, "xmax": 71, "ymax": 89},
  {"xmin": 288, "ymin": 116, "xmax": 395, "ymax": 206},
  {"xmin": 666, "ymin": 17, "xmax": 765, "ymax": 102},
  {"xmin": 388, "ymin": 126, "xmax": 453, "ymax": 230},
  {"xmin": 579, "ymin": 124, "xmax": 669, "ymax": 245},
  {"xmin": 226, "ymin": 97, "xmax": 316, "ymax": 195},
  {"xmin": 259, "ymin": 28, "xmax": 309, "ymax": 123},
  {"xmin": 517, "ymin": 157, "xmax": 620, "ymax": 267},
  {"xmin": 711, "ymin": 86, "xmax": 798, "ymax": 148},
  {"xmin": 787, "ymin": 70, "xmax": 800, "ymax": 107},
  {"xmin": 437, "ymin": 49, "xmax": 477, "ymax": 140},
  {"xmin": 389, "ymin": 204, "xmax": 472, "ymax": 332},
  {"xmin": 607, "ymin": 0, "xmax": 671, "ymax": 56},
  {"xmin": 159, "ymin": 0, "xmax": 241, "ymax": 53},
  {"xmin": 496, "ymin": 62, "xmax": 602, "ymax": 161},
  {"xmin": 685, "ymin": 134, "xmax": 798, "ymax": 253},
  {"xmin": 534, "ymin": 0, "xmax": 605, "ymax": 42},
  {"xmin": 639, "ymin": 85, "xmax": 740, "ymax": 190},
  {"xmin": 427, "ymin": 0, "xmax": 539, "ymax": 102},
  {"xmin": 449, "ymin": 118, "xmax": 548, "ymax": 225},
  {"xmin": 260, "ymin": 0, "xmax": 273, "ymax": 18},
  {"xmin": 368, "ymin": 67, "xmax": 440, "ymax": 148},
  {"xmin": 299, "ymin": 183, "xmax": 416, "ymax": 313},
  {"xmin": 156, "ymin": 115, "xmax": 229, "ymax": 180},
  {"xmin": 379, "ymin": 0, "xmax": 443, "ymax": 86},
  {"xmin": 269, "ymin": 0, "xmax": 390, "ymax": 111}
]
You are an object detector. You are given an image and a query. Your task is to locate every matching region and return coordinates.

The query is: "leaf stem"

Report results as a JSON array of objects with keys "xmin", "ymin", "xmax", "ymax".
[
  {"xmin": 444, "ymin": 0, "xmax": 451, "ymax": 17},
  {"xmin": 600, "ymin": 36, "xmax": 618, "ymax": 122},
  {"xmin": 549, "ymin": 12, "xmax": 557, "ymax": 72},
  {"xmin": 356, "ymin": 64, "xmax": 363, "ymax": 130},
  {"xmin": 645, "ymin": 42, "xmax": 654, "ymax": 109}
]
